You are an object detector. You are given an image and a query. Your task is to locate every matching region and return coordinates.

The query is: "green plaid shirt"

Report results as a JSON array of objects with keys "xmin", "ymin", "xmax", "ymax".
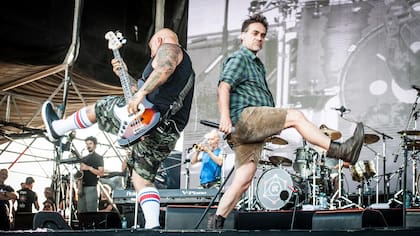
[{"xmin": 219, "ymin": 46, "xmax": 275, "ymax": 124}]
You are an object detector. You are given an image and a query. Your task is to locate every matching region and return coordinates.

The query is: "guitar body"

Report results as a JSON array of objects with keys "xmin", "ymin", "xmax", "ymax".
[
  {"xmin": 113, "ymin": 94, "xmax": 161, "ymax": 147},
  {"xmin": 105, "ymin": 31, "xmax": 161, "ymax": 147}
]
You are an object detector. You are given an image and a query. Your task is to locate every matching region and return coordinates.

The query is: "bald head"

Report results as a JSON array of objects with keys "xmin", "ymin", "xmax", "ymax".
[
  {"xmin": 148, "ymin": 28, "xmax": 180, "ymax": 57},
  {"xmin": 153, "ymin": 28, "xmax": 179, "ymax": 44}
]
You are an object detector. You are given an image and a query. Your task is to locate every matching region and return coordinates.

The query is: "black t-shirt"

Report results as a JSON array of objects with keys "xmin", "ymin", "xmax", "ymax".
[
  {"xmin": 16, "ymin": 188, "xmax": 38, "ymax": 213},
  {"xmin": 0, "ymin": 184, "xmax": 14, "ymax": 230},
  {"xmin": 140, "ymin": 47, "xmax": 194, "ymax": 131},
  {"xmin": 82, "ymin": 152, "xmax": 104, "ymax": 186}
]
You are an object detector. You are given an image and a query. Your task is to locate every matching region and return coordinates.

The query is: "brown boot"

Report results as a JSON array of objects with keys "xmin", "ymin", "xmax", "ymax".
[
  {"xmin": 208, "ymin": 214, "xmax": 225, "ymax": 229},
  {"xmin": 326, "ymin": 122, "xmax": 364, "ymax": 165}
]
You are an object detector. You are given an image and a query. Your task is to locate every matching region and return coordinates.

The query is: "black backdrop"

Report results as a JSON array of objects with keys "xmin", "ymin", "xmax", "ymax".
[{"xmin": 0, "ymin": 0, "xmax": 189, "ymax": 86}]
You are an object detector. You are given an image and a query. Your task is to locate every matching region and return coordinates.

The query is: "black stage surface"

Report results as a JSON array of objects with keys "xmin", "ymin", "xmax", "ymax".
[{"xmin": 2, "ymin": 207, "xmax": 420, "ymax": 235}]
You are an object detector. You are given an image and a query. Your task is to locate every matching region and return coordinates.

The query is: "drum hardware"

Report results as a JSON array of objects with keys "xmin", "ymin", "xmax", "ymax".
[
  {"xmin": 335, "ymin": 106, "xmax": 393, "ymax": 202},
  {"xmin": 329, "ymin": 159, "xmax": 362, "ymax": 210},
  {"xmin": 395, "ymin": 86, "xmax": 420, "ymax": 228},
  {"xmin": 351, "ymin": 160, "xmax": 377, "ymax": 207},
  {"xmin": 385, "ymin": 166, "xmax": 404, "ymax": 206},
  {"xmin": 363, "ymin": 144, "xmax": 383, "ymax": 204}
]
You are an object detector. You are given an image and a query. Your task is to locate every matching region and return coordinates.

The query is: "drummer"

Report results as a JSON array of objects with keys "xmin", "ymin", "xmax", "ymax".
[{"xmin": 191, "ymin": 130, "xmax": 223, "ymax": 189}]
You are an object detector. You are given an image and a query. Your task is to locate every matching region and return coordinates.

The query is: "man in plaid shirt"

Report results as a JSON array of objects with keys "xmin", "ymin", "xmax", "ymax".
[{"xmin": 211, "ymin": 14, "xmax": 364, "ymax": 229}]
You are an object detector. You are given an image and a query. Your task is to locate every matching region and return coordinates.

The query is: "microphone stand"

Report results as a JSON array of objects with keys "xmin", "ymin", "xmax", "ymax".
[
  {"xmin": 184, "ymin": 157, "xmax": 191, "ymax": 189},
  {"xmin": 363, "ymin": 125, "xmax": 393, "ymax": 202}
]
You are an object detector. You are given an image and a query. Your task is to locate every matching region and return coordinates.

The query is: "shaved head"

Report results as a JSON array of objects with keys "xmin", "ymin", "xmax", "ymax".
[{"xmin": 152, "ymin": 28, "xmax": 179, "ymax": 44}]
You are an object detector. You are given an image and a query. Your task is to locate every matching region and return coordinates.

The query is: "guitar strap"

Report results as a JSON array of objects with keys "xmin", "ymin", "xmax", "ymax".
[{"xmin": 161, "ymin": 70, "xmax": 195, "ymax": 121}]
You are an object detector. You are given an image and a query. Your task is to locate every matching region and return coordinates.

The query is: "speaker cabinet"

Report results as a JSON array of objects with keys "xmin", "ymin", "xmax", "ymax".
[
  {"xmin": 236, "ymin": 210, "xmax": 315, "ymax": 230},
  {"xmin": 13, "ymin": 212, "xmax": 35, "ymax": 230},
  {"xmin": 165, "ymin": 205, "xmax": 235, "ymax": 230},
  {"xmin": 78, "ymin": 212, "xmax": 121, "ymax": 229},
  {"xmin": 312, "ymin": 209, "xmax": 387, "ymax": 230},
  {"xmin": 407, "ymin": 209, "xmax": 420, "ymax": 228},
  {"xmin": 33, "ymin": 212, "xmax": 71, "ymax": 230}
]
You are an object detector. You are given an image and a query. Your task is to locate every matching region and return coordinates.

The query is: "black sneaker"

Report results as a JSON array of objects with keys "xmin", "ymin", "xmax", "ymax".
[{"xmin": 41, "ymin": 101, "xmax": 61, "ymax": 142}]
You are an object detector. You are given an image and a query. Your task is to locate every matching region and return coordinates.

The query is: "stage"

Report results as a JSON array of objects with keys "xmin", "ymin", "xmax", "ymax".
[
  {"xmin": 1, "ymin": 226, "xmax": 420, "ymax": 236},
  {"xmin": 2, "ymin": 207, "xmax": 420, "ymax": 235}
]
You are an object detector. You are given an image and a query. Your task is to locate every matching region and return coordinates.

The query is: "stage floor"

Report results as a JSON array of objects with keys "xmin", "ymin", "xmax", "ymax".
[{"xmin": 2, "ymin": 207, "xmax": 420, "ymax": 235}]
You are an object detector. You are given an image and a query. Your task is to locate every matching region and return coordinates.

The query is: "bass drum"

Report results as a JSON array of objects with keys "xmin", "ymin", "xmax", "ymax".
[{"xmin": 256, "ymin": 168, "xmax": 302, "ymax": 210}]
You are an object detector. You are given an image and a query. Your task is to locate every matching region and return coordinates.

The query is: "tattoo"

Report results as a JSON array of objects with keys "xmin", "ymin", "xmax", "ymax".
[
  {"xmin": 142, "ymin": 44, "xmax": 181, "ymax": 93},
  {"xmin": 156, "ymin": 44, "xmax": 180, "ymax": 73}
]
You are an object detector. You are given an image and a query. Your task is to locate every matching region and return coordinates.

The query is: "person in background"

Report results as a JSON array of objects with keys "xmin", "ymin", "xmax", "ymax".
[
  {"xmin": 16, "ymin": 177, "xmax": 40, "ymax": 213},
  {"xmin": 0, "ymin": 169, "xmax": 18, "ymax": 231},
  {"xmin": 42, "ymin": 200, "xmax": 55, "ymax": 212},
  {"xmin": 98, "ymin": 184, "xmax": 113, "ymax": 212},
  {"xmin": 77, "ymin": 136, "xmax": 104, "ymax": 213},
  {"xmin": 191, "ymin": 129, "xmax": 223, "ymax": 188},
  {"xmin": 42, "ymin": 187, "xmax": 57, "ymax": 212}
]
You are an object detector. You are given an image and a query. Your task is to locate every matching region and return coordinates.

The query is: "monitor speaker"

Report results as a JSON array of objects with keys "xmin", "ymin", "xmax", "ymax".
[{"xmin": 33, "ymin": 212, "xmax": 71, "ymax": 230}]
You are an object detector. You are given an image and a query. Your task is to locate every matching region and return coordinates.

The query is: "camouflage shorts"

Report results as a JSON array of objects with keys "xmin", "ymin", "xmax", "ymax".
[{"xmin": 95, "ymin": 96, "xmax": 180, "ymax": 182}]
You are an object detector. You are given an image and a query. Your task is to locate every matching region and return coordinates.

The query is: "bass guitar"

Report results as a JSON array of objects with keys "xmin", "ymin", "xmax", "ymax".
[{"xmin": 105, "ymin": 31, "xmax": 161, "ymax": 147}]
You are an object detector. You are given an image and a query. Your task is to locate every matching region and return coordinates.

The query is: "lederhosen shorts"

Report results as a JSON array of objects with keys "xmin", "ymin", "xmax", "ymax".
[{"xmin": 228, "ymin": 106, "xmax": 287, "ymax": 167}]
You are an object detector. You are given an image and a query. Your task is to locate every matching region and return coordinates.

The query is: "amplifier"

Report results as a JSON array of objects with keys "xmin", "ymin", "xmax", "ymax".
[{"xmin": 113, "ymin": 188, "xmax": 220, "ymax": 204}]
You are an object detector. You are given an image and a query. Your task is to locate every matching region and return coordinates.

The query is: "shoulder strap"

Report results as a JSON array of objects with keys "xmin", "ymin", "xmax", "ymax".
[{"xmin": 162, "ymin": 71, "xmax": 195, "ymax": 120}]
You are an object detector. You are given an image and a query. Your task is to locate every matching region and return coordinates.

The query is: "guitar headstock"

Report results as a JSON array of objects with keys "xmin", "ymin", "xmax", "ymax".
[{"xmin": 105, "ymin": 31, "xmax": 127, "ymax": 50}]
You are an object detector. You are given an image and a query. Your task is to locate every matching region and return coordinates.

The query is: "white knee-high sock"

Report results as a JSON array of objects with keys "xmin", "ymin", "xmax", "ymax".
[
  {"xmin": 138, "ymin": 187, "xmax": 160, "ymax": 229},
  {"xmin": 52, "ymin": 107, "xmax": 93, "ymax": 136}
]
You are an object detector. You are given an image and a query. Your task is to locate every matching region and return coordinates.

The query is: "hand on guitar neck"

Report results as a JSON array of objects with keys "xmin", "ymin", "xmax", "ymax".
[{"xmin": 106, "ymin": 31, "xmax": 161, "ymax": 146}]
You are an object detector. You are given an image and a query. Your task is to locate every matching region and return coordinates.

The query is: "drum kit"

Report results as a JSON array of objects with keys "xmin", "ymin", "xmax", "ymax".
[{"xmin": 237, "ymin": 124, "xmax": 386, "ymax": 211}]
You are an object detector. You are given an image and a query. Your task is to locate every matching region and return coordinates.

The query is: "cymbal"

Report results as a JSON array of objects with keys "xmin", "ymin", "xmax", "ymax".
[
  {"xmin": 319, "ymin": 124, "xmax": 342, "ymax": 141},
  {"xmin": 398, "ymin": 130, "xmax": 420, "ymax": 136},
  {"xmin": 407, "ymin": 140, "xmax": 420, "ymax": 150},
  {"xmin": 364, "ymin": 134, "xmax": 380, "ymax": 144},
  {"xmin": 268, "ymin": 155, "xmax": 292, "ymax": 167},
  {"xmin": 265, "ymin": 136, "xmax": 288, "ymax": 145}
]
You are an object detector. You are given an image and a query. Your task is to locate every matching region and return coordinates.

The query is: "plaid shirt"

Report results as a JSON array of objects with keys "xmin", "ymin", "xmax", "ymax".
[{"xmin": 219, "ymin": 46, "xmax": 275, "ymax": 124}]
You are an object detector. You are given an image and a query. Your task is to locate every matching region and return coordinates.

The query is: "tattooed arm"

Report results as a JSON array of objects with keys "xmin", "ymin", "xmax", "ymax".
[{"xmin": 127, "ymin": 43, "xmax": 183, "ymax": 114}]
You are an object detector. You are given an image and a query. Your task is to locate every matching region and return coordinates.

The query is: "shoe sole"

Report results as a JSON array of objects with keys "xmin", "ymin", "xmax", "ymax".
[
  {"xmin": 41, "ymin": 101, "xmax": 59, "ymax": 143},
  {"xmin": 349, "ymin": 122, "xmax": 364, "ymax": 165}
]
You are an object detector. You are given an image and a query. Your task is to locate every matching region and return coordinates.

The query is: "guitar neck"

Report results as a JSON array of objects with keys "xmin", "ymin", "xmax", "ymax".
[{"xmin": 112, "ymin": 49, "xmax": 132, "ymax": 101}]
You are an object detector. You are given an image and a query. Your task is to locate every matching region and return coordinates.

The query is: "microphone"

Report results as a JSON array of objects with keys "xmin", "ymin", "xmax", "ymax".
[
  {"xmin": 393, "ymin": 153, "xmax": 399, "ymax": 163},
  {"xmin": 199, "ymin": 120, "xmax": 236, "ymax": 135},
  {"xmin": 412, "ymin": 85, "xmax": 420, "ymax": 93},
  {"xmin": 332, "ymin": 106, "xmax": 351, "ymax": 113}
]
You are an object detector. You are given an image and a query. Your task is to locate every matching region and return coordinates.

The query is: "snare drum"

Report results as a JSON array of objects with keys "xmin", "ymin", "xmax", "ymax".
[
  {"xmin": 350, "ymin": 160, "xmax": 376, "ymax": 182},
  {"xmin": 256, "ymin": 168, "xmax": 302, "ymax": 210}
]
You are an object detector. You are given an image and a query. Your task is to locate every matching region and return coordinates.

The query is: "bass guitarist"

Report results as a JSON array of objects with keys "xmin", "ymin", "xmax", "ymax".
[{"xmin": 42, "ymin": 28, "xmax": 195, "ymax": 229}]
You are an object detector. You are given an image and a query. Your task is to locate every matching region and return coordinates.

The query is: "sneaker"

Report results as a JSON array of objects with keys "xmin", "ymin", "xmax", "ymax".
[{"xmin": 41, "ymin": 101, "xmax": 61, "ymax": 142}]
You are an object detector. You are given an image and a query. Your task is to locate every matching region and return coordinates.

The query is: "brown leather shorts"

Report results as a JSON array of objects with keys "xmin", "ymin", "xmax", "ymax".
[{"xmin": 228, "ymin": 106, "xmax": 287, "ymax": 167}]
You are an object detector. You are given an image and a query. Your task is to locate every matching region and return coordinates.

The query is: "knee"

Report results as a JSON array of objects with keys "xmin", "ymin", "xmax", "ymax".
[{"xmin": 286, "ymin": 109, "xmax": 305, "ymax": 124}]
